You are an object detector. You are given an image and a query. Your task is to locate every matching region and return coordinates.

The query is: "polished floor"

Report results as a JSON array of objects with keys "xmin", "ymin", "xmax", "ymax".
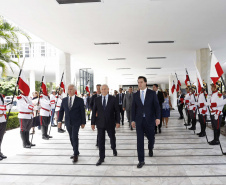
[{"xmin": 1, "ymin": 111, "xmax": 226, "ymax": 184}]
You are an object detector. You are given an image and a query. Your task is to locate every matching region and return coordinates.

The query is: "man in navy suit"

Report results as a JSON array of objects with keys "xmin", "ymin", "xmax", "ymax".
[
  {"xmin": 58, "ymin": 84, "xmax": 86, "ymax": 163},
  {"xmin": 132, "ymin": 76, "xmax": 160, "ymax": 168},
  {"xmin": 91, "ymin": 84, "xmax": 120, "ymax": 166}
]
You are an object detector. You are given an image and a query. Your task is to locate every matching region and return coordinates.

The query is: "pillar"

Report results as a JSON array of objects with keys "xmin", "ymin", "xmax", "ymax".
[
  {"xmin": 29, "ymin": 70, "xmax": 35, "ymax": 96},
  {"xmin": 169, "ymin": 75, "xmax": 177, "ymax": 109},
  {"xmin": 196, "ymin": 48, "xmax": 211, "ymax": 93}
]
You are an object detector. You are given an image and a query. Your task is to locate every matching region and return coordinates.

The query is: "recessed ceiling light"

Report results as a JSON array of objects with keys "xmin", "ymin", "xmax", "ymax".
[
  {"xmin": 56, "ymin": 0, "xmax": 101, "ymax": 4},
  {"xmin": 148, "ymin": 41, "xmax": 174, "ymax": 44},
  {"xmin": 147, "ymin": 57, "xmax": 166, "ymax": 59},
  {"xmin": 108, "ymin": 58, "xmax": 126, "ymax": 60},
  {"xmin": 117, "ymin": 68, "xmax": 131, "ymax": 70},
  {"xmin": 94, "ymin": 42, "xmax": 119, "ymax": 45},
  {"xmin": 146, "ymin": 67, "xmax": 162, "ymax": 69}
]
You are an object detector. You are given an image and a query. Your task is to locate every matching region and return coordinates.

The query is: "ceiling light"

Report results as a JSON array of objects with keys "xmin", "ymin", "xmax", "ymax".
[
  {"xmin": 147, "ymin": 57, "xmax": 166, "ymax": 59},
  {"xmin": 146, "ymin": 67, "xmax": 162, "ymax": 69},
  {"xmin": 108, "ymin": 58, "xmax": 126, "ymax": 60},
  {"xmin": 94, "ymin": 42, "xmax": 119, "ymax": 45},
  {"xmin": 117, "ymin": 68, "xmax": 131, "ymax": 70},
  {"xmin": 56, "ymin": 0, "xmax": 101, "ymax": 4},
  {"xmin": 148, "ymin": 41, "xmax": 174, "ymax": 44}
]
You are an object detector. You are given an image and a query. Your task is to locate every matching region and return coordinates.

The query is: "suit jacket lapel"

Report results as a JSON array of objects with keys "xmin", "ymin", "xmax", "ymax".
[
  {"xmin": 144, "ymin": 89, "xmax": 149, "ymax": 106},
  {"xmin": 137, "ymin": 91, "xmax": 144, "ymax": 107},
  {"xmin": 98, "ymin": 96, "xmax": 105, "ymax": 112},
  {"xmin": 105, "ymin": 95, "xmax": 111, "ymax": 112}
]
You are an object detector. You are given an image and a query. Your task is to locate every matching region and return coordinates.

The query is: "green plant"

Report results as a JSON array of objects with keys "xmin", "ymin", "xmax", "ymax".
[
  {"xmin": 0, "ymin": 76, "xmax": 17, "ymax": 96},
  {"xmin": 0, "ymin": 16, "xmax": 30, "ymax": 76},
  {"xmin": 6, "ymin": 115, "xmax": 19, "ymax": 130}
]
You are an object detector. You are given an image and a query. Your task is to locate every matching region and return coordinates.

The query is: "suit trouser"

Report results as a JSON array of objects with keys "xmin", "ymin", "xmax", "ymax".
[
  {"xmin": 19, "ymin": 119, "xmax": 33, "ymax": 132},
  {"xmin": 119, "ymin": 105, "xmax": 124, "ymax": 124},
  {"xmin": 0, "ymin": 122, "xmax": 6, "ymax": 154},
  {"xmin": 178, "ymin": 104, "xmax": 184, "ymax": 118},
  {"xmin": 126, "ymin": 109, "xmax": 132, "ymax": 126},
  {"xmin": 66, "ymin": 124, "xmax": 80, "ymax": 156},
  {"xmin": 186, "ymin": 108, "xmax": 191, "ymax": 124},
  {"xmin": 136, "ymin": 118, "xmax": 155, "ymax": 162},
  {"xmin": 98, "ymin": 127, "xmax": 116, "ymax": 159},
  {"xmin": 155, "ymin": 108, "xmax": 162, "ymax": 131},
  {"xmin": 50, "ymin": 109, "xmax": 55, "ymax": 125}
]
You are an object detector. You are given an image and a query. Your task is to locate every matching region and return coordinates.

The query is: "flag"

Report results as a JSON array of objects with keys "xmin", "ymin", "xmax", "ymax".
[
  {"xmin": 171, "ymin": 81, "xmax": 175, "ymax": 94},
  {"xmin": 41, "ymin": 76, "xmax": 48, "ymax": 96},
  {"xmin": 195, "ymin": 65, "xmax": 203, "ymax": 93},
  {"xmin": 60, "ymin": 78, "xmax": 65, "ymax": 93},
  {"xmin": 176, "ymin": 80, "xmax": 181, "ymax": 92},
  {"xmin": 85, "ymin": 80, "xmax": 90, "ymax": 93},
  {"xmin": 185, "ymin": 75, "xmax": 189, "ymax": 86},
  {"xmin": 18, "ymin": 71, "xmax": 30, "ymax": 96},
  {"xmin": 210, "ymin": 53, "xmax": 224, "ymax": 84}
]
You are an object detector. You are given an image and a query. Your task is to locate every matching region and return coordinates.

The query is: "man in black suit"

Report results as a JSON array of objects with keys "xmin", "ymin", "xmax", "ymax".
[
  {"xmin": 153, "ymin": 84, "xmax": 164, "ymax": 134},
  {"xmin": 58, "ymin": 84, "xmax": 86, "ymax": 163},
  {"xmin": 132, "ymin": 76, "xmax": 160, "ymax": 168},
  {"xmin": 89, "ymin": 84, "xmax": 101, "ymax": 147},
  {"xmin": 177, "ymin": 90, "xmax": 185, "ymax": 119},
  {"xmin": 91, "ymin": 84, "xmax": 120, "ymax": 166},
  {"xmin": 116, "ymin": 88, "xmax": 125, "ymax": 125}
]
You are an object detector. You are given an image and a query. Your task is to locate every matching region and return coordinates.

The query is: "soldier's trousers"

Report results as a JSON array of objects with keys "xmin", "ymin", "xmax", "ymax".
[
  {"xmin": 19, "ymin": 119, "xmax": 33, "ymax": 132},
  {"xmin": 0, "ymin": 122, "xmax": 6, "ymax": 154},
  {"xmin": 211, "ymin": 115, "xmax": 222, "ymax": 141},
  {"xmin": 189, "ymin": 110, "xmax": 196, "ymax": 128},
  {"xmin": 40, "ymin": 116, "xmax": 51, "ymax": 137},
  {"xmin": 198, "ymin": 114, "xmax": 206, "ymax": 134}
]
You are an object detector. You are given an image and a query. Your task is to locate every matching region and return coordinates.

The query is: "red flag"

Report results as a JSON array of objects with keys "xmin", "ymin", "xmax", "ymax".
[
  {"xmin": 171, "ymin": 82, "xmax": 175, "ymax": 94},
  {"xmin": 176, "ymin": 83, "xmax": 180, "ymax": 92},
  {"xmin": 18, "ymin": 71, "xmax": 30, "ymax": 96},
  {"xmin": 85, "ymin": 80, "xmax": 90, "ymax": 93},
  {"xmin": 185, "ymin": 75, "xmax": 189, "ymax": 86},
  {"xmin": 60, "ymin": 78, "xmax": 65, "ymax": 93},
  {"xmin": 41, "ymin": 76, "xmax": 48, "ymax": 96},
  {"xmin": 210, "ymin": 53, "xmax": 224, "ymax": 84},
  {"xmin": 75, "ymin": 89, "xmax": 77, "ymax": 95}
]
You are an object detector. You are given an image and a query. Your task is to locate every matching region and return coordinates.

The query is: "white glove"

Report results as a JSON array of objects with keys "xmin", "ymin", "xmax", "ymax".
[
  {"xmin": 214, "ymin": 114, "xmax": 219, "ymax": 120},
  {"xmin": 34, "ymin": 105, "xmax": 40, "ymax": 111},
  {"xmin": 7, "ymin": 104, "xmax": 13, "ymax": 109},
  {"xmin": 205, "ymin": 102, "xmax": 211, "ymax": 106}
]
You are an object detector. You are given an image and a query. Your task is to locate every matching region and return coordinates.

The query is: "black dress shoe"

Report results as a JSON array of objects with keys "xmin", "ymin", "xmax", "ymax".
[
  {"xmin": 42, "ymin": 136, "xmax": 49, "ymax": 140},
  {"xmin": 96, "ymin": 159, "xmax": 104, "ymax": 166},
  {"xmin": 58, "ymin": 128, "xmax": 64, "ymax": 133},
  {"xmin": 208, "ymin": 140, "xmax": 220, "ymax": 145},
  {"xmin": 30, "ymin": 143, "xmax": 36, "ymax": 147},
  {"xmin": 130, "ymin": 127, "xmax": 133, "ymax": 130},
  {"xmin": 47, "ymin": 135, "xmax": 53, "ymax": 138},
  {"xmin": 60, "ymin": 128, "xmax": 65, "ymax": 132},
  {"xmin": 188, "ymin": 127, "xmax": 195, "ymax": 130},
  {"xmin": 137, "ymin": 162, "xmax": 145, "ymax": 168},
  {"xmin": 73, "ymin": 156, "xmax": 78, "ymax": 163},
  {"xmin": 0, "ymin": 156, "xmax": 2, "ymax": 161},
  {"xmin": 199, "ymin": 133, "xmax": 206, "ymax": 137},
  {"xmin": 24, "ymin": 144, "xmax": 31, "ymax": 148},
  {"xmin": 0, "ymin": 154, "xmax": 7, "ymax": 159},
  {"xmin": 159, "ymin": 129, "xmax": 161, "ymax": 133},
  {"xmin": 113, "ymin": 149, "xmax": 117, "ymax": 156},
  {"xmin": 196, "ymin": 132, "xmax": 201, "ymax": 135},
  {"xmin": 149, "ymin": 150, "xmax": 153, "ymax": 157}
]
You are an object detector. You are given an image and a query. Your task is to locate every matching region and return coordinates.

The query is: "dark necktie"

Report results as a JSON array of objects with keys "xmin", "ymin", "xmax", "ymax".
[
  {"xmin": 103, "ymin": 96, "xmax": 106, "ymax": 110},
  {"xmin": 119, "ymin": 94, "xmax": 121, "ymax": 104},
  {"xmin": 129, "ymin": 93, "xmax": 131, "ymax": 99},
  {"xmin": 69, "ymin": 97, "xmax": 72, "ymax": 110}
]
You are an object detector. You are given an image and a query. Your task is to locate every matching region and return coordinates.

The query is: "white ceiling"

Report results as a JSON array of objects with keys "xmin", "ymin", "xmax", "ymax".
[{"xmin": 1, "ymin": 0, "xmax": 226, "ymax": 85}]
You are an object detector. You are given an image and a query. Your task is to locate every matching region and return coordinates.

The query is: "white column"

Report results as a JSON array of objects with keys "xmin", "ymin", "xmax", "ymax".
[
  {"xmin": 29, "ymin": 70, "xmax": 35, "ymax": 96},
  {"xmin": 196, "ymin": 48, "xmax": 211, "ymax": 93},
  {"xmin": 169, "ymin": 75, "xmax": 177, "ymax": 109},
  {"xmin": 56, "ymin": 51, "xmax": 71, "ymax": 93}
]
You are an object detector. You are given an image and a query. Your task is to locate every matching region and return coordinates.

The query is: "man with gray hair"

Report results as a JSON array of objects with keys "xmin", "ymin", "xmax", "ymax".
[
  {"xmin": 91, "ymin": 84, "xmax": 120, "ymax": 166},
  {"xmin": 58, "ymin": 84, "xmax": 86, "ymax": 163}
]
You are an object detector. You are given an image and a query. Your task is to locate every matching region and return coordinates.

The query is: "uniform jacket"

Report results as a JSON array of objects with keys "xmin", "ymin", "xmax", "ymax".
[
  {"xmin": 40, "ymin": 95, "xmax": 51, "ymax": 117},
  {"xmin": 17, "ymin": 94, "xmax": 34, "ymax": 119}
]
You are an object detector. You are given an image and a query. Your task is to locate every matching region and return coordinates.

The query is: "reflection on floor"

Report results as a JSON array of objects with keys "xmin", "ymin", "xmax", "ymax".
[{"xmin": 1, "ymin": 110, "xmax": 226, "ymax": 184}]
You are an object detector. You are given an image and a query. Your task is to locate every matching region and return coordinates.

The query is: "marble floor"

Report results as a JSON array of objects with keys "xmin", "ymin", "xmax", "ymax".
[{"xmin": 1, "ymin": 111, "xmax": 226, "ymax": 184}]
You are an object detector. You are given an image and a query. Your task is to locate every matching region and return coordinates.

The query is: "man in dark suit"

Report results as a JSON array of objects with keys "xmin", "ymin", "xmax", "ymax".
[
  {"xmin": 91, "ymin": 84, "xmax": 120, "ymax": 166},
  {"xmin": 58, "ymin": 84, "xmax": 86, "ymax": 163},
  {"xmin": 132, "ymin": 76, "xmax": 160, "ymax": 168},
  {"xmin": 116, "ymin": 88, "xmax": 125, "ymax": 125},
  {"xmin": 89, "ymin": 84, "xmax": 101, "ymax": 147},
  {"xmin": 177, "ymin": 90, "xmax": 185, "ymax": 119},
  {"xmin": 123, "ymin": 86, "xmax": 133, "ymax": 130},
  {"xmin": 153, "ymin": 84, "xmax": 164, "ymax": 134}
]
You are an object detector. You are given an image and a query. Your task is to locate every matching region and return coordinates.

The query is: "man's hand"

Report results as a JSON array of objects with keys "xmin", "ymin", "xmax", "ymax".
[
  {"xmin": 155, "ymin": 119, "xmax": 160, "ymax": 126},
  {"xmin": 116, "ymin": 123, "xmax": 120, "ymax": 128},
  {"xmin": 96, "ymin": 112, "xmax": 98, "ymax": 117},
  {"xmin": 91, "ymin": 125, "xmax": 95, "ymax": 131},
  {"xmin": 123, "ymin": 108, "xmax": 125, "ymax": 111},
  {"xmin": 132, "ymin": 121, "xmax": 136, "ymax": 128},
  {"xmin": 81, "ymin": 124, "xmax": 85, "ymax": 129}
]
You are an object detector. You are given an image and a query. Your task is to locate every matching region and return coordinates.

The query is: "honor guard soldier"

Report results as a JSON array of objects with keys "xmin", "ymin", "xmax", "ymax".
[
  {"xmin": 50, "ymin": 90, "xmax": 57, "ymax": 127},
  {"xmin": 188, "ymin": 85, "xmax": 198, "ymax": 130},
  {"xmin": 196, "ymin": 82, "xmax": 208, "ymax": 137},
  {"xmin": 55, "ymin": 88, "xmax": 65, "ymax": 133},
  {"xmin": 17, "ymin": 90, "xmax": 36, "ymax": 148},
  {"xmin": 0, "ymin": 93, "xmax": 7, "ymax": 160},
  {"xmin": 208, "ymin": 81, "xmax": 225, "ymax": 145},
  {"xmin": 184, "ymin": 85, "xmax": 191, "ymax": 126},
  {"xmin": 40, "ymin": 92, "xmax": 52, "ymax": 140},
  {"xmin": 177, "ymin": 90, "xmax": 185, "ymax": 120}
]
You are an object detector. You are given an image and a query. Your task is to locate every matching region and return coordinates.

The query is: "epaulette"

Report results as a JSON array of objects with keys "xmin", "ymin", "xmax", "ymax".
[
  {"xmin": 195, "ymin": 93, "xmax": 198, "ymax": 96},
  {"xmin": 218, "ymin": 93, "xmax": 222, "ymax": 98},
  {"xmin": 17, "ymin": 95, "xmax": 22, "ymax": 100},
  {"xmin": 40, "ymin": 95, "xmax": 43, "ymax": 98}
]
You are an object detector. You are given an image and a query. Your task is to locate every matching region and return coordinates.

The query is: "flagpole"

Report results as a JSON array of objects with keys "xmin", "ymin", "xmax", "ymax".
[
  {"xmin": 175, "ymin": 73, "xmax": 187, "ymax": 129},
  {"xmin": 48, "ymin": 72, "xmax": 64, "ymax": 136},
  {"xmin": 6, "ymin": 57, "xmax": 26, "ymax": 121}
]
